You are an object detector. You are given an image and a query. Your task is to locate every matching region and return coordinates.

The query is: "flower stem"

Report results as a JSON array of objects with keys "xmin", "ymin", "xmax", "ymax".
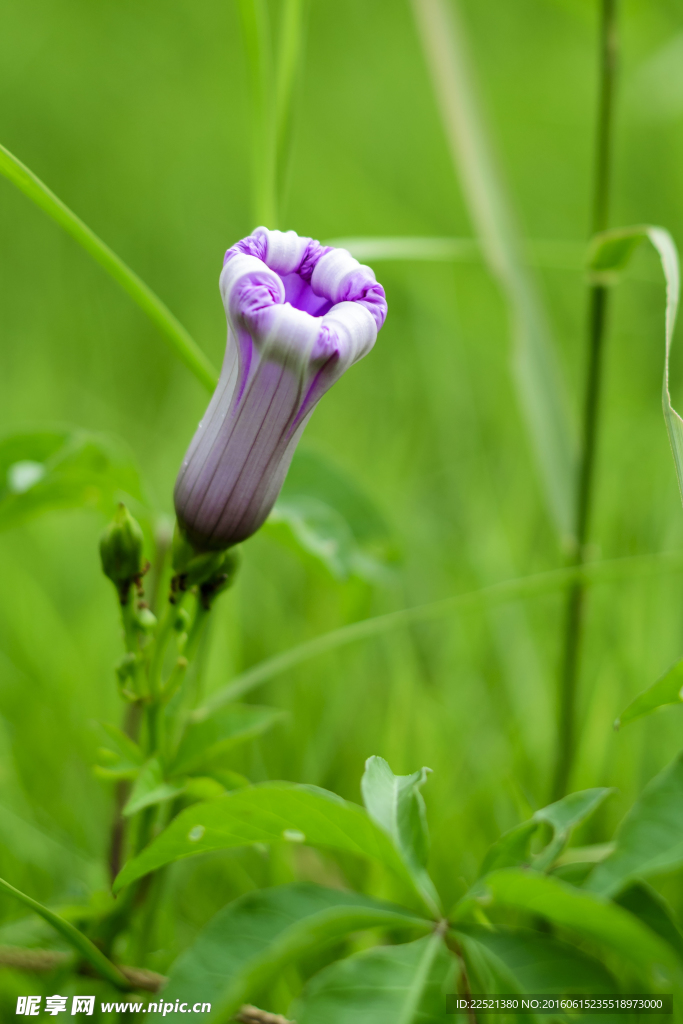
[{"xmin": 552, "ymin": 0, "xmax": 619, "ymax": 799}]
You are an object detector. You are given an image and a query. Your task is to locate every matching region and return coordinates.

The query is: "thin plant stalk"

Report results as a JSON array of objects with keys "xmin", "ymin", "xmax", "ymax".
[
  {"xmin": 238, "ymin": 0, "xmax": 277, "ymax": 227},
  {"xmin": 552, "ymin": 0, "xmax": 619, "ymax": 799},
  {"xmin": 0, "ymin": 143, "xmax": 217, "ymax": 391}
]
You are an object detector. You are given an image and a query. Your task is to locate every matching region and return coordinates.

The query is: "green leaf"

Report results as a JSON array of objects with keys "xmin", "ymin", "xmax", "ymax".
[
  {"xmin": 172, "ymin": 704, "xmax": 284, "ymax": 776},
  {"xmin": 616, "ymin": 883, "xmax": 683, "ymax": 960},
  {"xmin": 113, "ymin": 782, "xmax": 425, "ymax": 905},
  {"xmin": 162, "ymin": 883, "xmax": 431, "ymax": 1018},
  {"xmin": 587, "ymin": 227, "xmax": 682, "ymax": 508},
  {"xmin": 460, "ymin": 868, "xmax": 681, "ymax": 985},
  {"xmin": 0, "ymin": 875, "xmax": 130, "ymax": 990},
  {"xmin": 0, "ymin": 142, "xmax": 217, "ymax": 391},
  {"xmin": 586, "ymin": 749, "xmax": 683, "ymax": 898},
  {"xmin": 294, "ymin": 933, "xmax": 456, "ymax": 1024},
  {"xmin": 481, "ymin": 788, "xmax": 612, "ymax": 875},
  {"xmin": 0, "ymin": 428, "xmax": 144, "ymax": 531},
  {"xmin": 268, "ymin": 449, "xmax": 397, "ymax": 582},
  {"xmin": 616, "ymin": 655, "xmax": 683, "ymax": 728},
  {"xmin": 361, "ymin": 756, "xmax": 440, "ymax": 914},
  {"xmin": 99, "ymin": 722, "xmax": 144, "ymax": 766},
  {"xmin": 456, "ymin": 925, "xmax": 618, "ymax": 994},
  {"xmin": 122, "ymin": 758, "xmax": 185, "ymax": 817}
]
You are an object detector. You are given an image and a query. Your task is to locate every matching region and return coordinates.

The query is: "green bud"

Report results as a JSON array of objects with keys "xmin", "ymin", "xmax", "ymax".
[
  {"xmin": 100, "ymin": 504, "xmax": 144, "ymax": 603},
  {"xmin": 173, "ymin": 607, "xmax": 191, "ymax": 633},
  {"xmin": 136, "ymin": 607, "xmax": 157, "ymax": 633}
]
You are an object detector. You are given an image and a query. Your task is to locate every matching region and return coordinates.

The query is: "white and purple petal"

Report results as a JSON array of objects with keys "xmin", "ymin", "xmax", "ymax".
[{"xmin": 174, "ymin": 227, "xmax": 387, "ymax": 550}]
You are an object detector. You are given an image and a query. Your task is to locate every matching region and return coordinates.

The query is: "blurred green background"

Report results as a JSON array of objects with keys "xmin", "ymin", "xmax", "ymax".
[{"xmin": 2, "ymin": 0, "xmax": 683, "ymax": 973}]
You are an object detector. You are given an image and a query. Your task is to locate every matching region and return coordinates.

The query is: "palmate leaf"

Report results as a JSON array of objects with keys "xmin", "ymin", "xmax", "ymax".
[
  {"xmin": 0, "ymin": 428, "xmax": 144, "ymax": 531},
  {"xmin": 113, "ymin": 782, "xmax": 426, "ymax": 908},
  {"xmin": 480, "ymin": 788, "xmax": 612, "ymax": 875},
  {"xmin": 586, "ymin": 749, "xmax": 683, "ymax": 898},
  {"xmin": 162, "ymin": 883, "xmax": 431, "ymax": 1020},
  {"xmin": 361, "ymin": 756, "xmax": 440, "ymax": 914},
  {"xmin": 293, "ymin": 933, "xmax": 457, "ymax": 1024},
  {"xmin": 458, "ymin": 869, "xmax": 682, "ymax": 988}
]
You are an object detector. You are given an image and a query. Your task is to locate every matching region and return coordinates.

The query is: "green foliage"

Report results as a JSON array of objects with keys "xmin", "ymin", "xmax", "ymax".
[
  {"xmin": 617, "ymin": 656, "xmax": 683, "ymax": 728},
  {"xmin": 361, "ymin": 755, "xmax": 440, "ymax": 913},
  {"xmin": 587, "ymin": 750, "xmax": 683, "ymax": 899},
  {"xmin": 268, "ymin": 448, "xmax": 398, "ymax": 582},
  {"xmin": 4, "ymin": 0, "xmax": 683, "ymax": 1019},
  {"xmin": 463, "ymin": 869, "xmax": 681, "ymax": 987},
  {"xmin": 293, "ymin": 934, "xmax": 456, "ymax": 1023},
  {"xmin": 480, "ymin": 788, "xmax": 612, "ymax": 875},
  {"xmin": 162, "ymin": 883, "xmax": 430, "ymax": 1018},
  {"xmin": 457, "ymin": 926, "xmax": 618, "ymax": 995},
  {"xmin": 170, "ymin": 704, "xmax": 285, "ymax": 776},
  {"xmin": 0, "ymin": 428, "xmax": 144, "ymax": 530},
  {"xmin": 113, "ymin": 781, "xmax": 423, "ymax": 903}
]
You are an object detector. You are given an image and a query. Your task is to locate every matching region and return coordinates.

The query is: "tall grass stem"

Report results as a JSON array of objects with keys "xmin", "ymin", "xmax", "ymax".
[
  {"xmin": 553, "ymin": 0, "xmax": 619, "ymax": 799},
  {"xmin": 410, "ymin": 0, "xmax": 576, "ymax": 536}
]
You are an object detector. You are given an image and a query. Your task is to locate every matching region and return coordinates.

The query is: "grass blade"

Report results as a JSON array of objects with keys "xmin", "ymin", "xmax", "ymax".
[
  {"xmin": 0, "ymin": 875, "xmax": 130, "ymax": 990},
  {"xmin": 202, "ymin": 549, "xmax": 683, "ymax": 710},
  {"xmin": 237, "ymin": 0, "xmax": 276, "ymax": 226},
  {"xmin": 0, "ymin": 142, "xmax": 217, "ymax": 392},
  {"xmin": 410, "ymin": 0, "xmax": 576, "ymax": 538}
]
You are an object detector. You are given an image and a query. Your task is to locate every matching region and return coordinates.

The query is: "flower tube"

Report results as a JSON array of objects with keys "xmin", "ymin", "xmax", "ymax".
[{"xmin": 174, "ymin": 227, "xmax": 387, "ymax": 551}]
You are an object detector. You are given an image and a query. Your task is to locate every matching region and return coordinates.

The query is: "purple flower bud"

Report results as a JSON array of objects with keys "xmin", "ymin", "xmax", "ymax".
[{"xmin": 174, "ymin": 228, "xmax": 387, "ymax": 551}]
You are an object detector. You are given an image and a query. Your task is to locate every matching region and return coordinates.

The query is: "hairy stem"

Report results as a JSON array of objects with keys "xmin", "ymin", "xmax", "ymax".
[{"xmin": 552, "ymin": 0, "xmax": 618, "ymax": 799}]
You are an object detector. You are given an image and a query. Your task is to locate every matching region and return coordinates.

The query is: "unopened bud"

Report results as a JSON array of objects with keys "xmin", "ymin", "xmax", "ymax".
[{"xmin": 100, "ymin": 504, "xmax": 144, "ymax": 603}]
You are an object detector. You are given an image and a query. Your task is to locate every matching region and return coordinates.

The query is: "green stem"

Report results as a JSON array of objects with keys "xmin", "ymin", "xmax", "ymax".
[
  {"xmin": 0, "ymin": 876, "xmax": 131, "ymax": 990},
  {"xmin": 0, "ymin": 143, "xmax": 217, "ymax": 392},
  {"xmin": 552, "ymin": 0, "xmax": 619, "ymax": 799},
  {"xmin": 238, "ymin": 0, "xmax": 277, "ymax": 226}
]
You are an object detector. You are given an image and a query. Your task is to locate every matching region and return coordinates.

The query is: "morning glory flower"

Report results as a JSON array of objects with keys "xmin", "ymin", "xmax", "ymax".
[{"xmin": 174, "ymin": 227, "xmax": 387, "ymax": 551}]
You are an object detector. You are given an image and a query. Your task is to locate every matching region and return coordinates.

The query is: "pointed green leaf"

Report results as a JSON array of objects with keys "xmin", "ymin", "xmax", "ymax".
[
  {"xmin": 587, "ymin": 749, "xmax": 683, "ymax": 897},
  {"xmin": 294, "ymin": 934, "xmax": 457, "ymax": 1024},
  {"xmin": 616, "ymin": 883, "xmax": 683, "ymax": 960},
  {"xmin": 173, "ymin": 704, "xmax": 284, "ymax": 776},
  {"xmin": 162, "ymin": 883, "xmax": 430, "ymax": 1018},
  {"xmin": 113, "ymin": 783, "xmax": 425, "ymax": 907},
  {"xmin": 456, "ymin": 925, "xmax": 618, "ymax": 994},
  {"xmin": 123, "ymin": 758, "xmax": 185, "ymax": 817},
  {"xmin": 361, "ymin": 756, "xmax": 439, "ymax": 914},
  {"xmin": 0, "ymin": 428, "xmax": 144, "ymax": 531},
  {"xmin": 99, "ymin": 722, "xmax": 144, "ymax": 766},
  {"xmin": 480, "ymin": 788, "xmax": 612, "ymax": 875},
  {"xmin": 616, "ymin": 656, "xmax": 683, "ymax": 728},
  {"xmin": 459, "ymin": 868, "xmax": 681, "ymax": 985},
  {"xmin": 0, "ymin": 875, "xmax": 129, "ymax": 990}
]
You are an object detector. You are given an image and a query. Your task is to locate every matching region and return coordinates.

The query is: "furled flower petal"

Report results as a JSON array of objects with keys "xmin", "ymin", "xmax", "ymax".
[{"xmin": 174, "ymin": 227, "xmax": 387, "ymax": 551}]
